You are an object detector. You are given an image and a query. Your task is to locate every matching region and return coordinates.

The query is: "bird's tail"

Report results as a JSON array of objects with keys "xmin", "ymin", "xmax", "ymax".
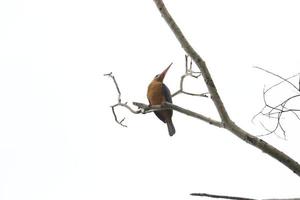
[{"xmin": 167, "ymin": 120, "xmax": 176, "ymax": 136}]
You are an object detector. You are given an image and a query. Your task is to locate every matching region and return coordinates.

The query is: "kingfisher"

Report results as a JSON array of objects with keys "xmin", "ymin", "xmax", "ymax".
[{"xmin": 147, "ymin": 63, "xmax": 175, "ymax": 136}]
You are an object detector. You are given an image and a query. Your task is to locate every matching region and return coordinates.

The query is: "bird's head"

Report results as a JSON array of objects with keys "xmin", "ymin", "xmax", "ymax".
[{"xmin": 153, "ymin": 63, "xmax": 173, "ymax": 82}]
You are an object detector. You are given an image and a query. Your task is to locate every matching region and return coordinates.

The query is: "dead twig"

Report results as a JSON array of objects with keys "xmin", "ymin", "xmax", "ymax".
[{"xmin": 252, "ymin": 67, "xmax": 300, "ymax": 139}]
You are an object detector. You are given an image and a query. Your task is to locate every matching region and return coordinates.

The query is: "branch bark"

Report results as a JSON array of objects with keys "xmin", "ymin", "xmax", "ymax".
[{"xmin": 152, "ymin": 0, "xmax": 300, "ymax": 177}]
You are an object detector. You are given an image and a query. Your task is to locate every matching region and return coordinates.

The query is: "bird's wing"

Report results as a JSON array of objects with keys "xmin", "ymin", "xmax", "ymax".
[
  {"xmin": 152, "ymin": 84, "xmax": 173, "ymax": 123},
  {"xmin": 162, "ymin": 83, "xmax": 172, "ymax": 103},
  {"xmin": 154, "ymin": 111, "xmax": 166, "ymax": 123}
]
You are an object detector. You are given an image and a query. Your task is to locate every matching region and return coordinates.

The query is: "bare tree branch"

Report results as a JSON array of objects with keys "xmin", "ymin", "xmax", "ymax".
[
  {"xmin": 133, "ymin": 102, "xmax": 224, "ymax": 128},
  {"xmin": 190, "ymin": 193, "xmax": 256, "ymax": 200},
  {"xmin": 153, "ymin": 0, "xmax": 230, "ymax": 124},
  {"xmin": 152, "ymin": 0, "xmax": 300, "ymax": 177},
  {"xmin": 191, "ymin": 192, "xmax": 300, "ymax": 200},
  {"xmin": 164, "ymin": 102, "xmax": 223, "ymax": 127}
]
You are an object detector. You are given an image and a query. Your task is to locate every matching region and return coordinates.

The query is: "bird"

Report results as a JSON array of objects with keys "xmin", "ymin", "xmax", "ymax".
[{"xmin": 147, "ymin": 63, "xmax": 175, "ymax": 136}]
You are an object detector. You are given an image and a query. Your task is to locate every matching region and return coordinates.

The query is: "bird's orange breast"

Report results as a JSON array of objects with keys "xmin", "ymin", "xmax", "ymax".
[{"xmin": 147, "ymin": 81, "xmax": 165, "ymax": 105}]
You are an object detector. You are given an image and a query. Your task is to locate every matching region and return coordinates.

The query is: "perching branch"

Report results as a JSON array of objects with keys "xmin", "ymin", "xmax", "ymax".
[
  {"xmin": 133, "ymin": 102, "xmax": 224, "ymax": 128},
  {"xmin": 152, "ymin": 0, "xmax": 300, "ymax": 177}
]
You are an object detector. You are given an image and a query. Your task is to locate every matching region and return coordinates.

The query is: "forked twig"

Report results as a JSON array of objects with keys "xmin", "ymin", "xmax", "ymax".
[
  {"xmin": 104, "ymin": 72, "xmax": 141, "ymax": 127},
  {"xmin": 172, "ymin": 55, "xmax": 209, "ymax": 98}
]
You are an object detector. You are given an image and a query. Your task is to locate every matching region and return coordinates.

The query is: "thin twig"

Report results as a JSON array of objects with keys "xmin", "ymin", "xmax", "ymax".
[
  {"xmin": 105, "ymin": 73, "xmax": 143, "ymax": 127},
  {"xmin": 104, "ymin": 72, "xmax": 122, "ymax": 103},
  {"xmin": 111, "ymin": 105, "xmax": 127, "ymax": 127},
  {"xmin": 265, "ymin": 73, "xmax": 299, "ymax": 94},
  {"xmin": 253, "ymin": 66, "xmax": 299, "ymax": 92}
]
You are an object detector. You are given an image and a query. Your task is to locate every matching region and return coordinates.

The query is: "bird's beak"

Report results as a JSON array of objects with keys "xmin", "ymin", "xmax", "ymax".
[{"xmin": 158, "ymin": 62, "xmax": 173, "ymax": 81}]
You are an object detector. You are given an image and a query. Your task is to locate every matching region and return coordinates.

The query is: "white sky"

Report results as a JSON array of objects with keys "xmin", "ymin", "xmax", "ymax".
[{"xmin": 1, "ymin": 0, "xmax": 300, "ymax": 199}]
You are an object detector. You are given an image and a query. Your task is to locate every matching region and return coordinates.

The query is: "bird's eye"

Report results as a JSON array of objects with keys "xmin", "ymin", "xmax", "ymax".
[{"xmin": 154, "ymin": 74, "xmax": 159, "ymax": 78}]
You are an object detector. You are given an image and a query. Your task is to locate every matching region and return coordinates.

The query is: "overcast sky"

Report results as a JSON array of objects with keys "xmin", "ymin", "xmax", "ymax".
[{"xmin": 1, "ymin": 0, "xmax": 300, "ymax": 199}]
